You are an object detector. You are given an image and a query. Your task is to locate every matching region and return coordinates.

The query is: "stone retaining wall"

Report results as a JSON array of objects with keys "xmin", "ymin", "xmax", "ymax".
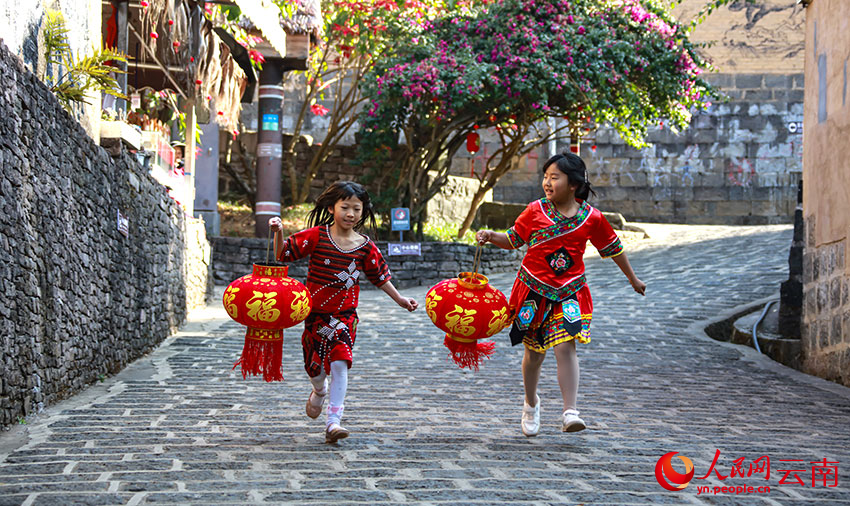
[
  {"xmin": 212, "ymin": 237, "xmax": 523, "ymax": 289},
  {"xmin": 0, "ymin": 42, "xmax": 212, "ymax": 427},
  {"xmin": 801, "ymin": 215, "xmax": 850, "ymax": 386},
  {"xmin": 493, "ymin": 73, "xmax": 804, "ymax": 225}
]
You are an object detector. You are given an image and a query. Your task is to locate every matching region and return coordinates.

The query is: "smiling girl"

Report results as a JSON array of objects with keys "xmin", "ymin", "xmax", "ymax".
[
  {"xmin": 476, "ymin": 152, "xmax": 645, "ymax": 437},
  {"xmin": 269, "ymin": 181, "xmax": 418, "ymax": 443}
]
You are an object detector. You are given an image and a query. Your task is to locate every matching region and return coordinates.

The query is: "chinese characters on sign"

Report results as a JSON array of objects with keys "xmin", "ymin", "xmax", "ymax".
[{"xmin": 388, "ymin": 243, "xmax": 421, "ymax": 256}]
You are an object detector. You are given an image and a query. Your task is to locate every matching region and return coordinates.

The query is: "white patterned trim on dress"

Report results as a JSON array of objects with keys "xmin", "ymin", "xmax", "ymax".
[{"xmin": 325, "ymin": 225, "xmax": 370, "ymax": 253}]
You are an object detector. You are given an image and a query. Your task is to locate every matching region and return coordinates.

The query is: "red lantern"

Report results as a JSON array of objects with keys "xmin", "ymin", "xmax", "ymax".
[
  {"xmin": 466, "ymin": 132, "xmax": 480, "ymax": 154},
  {"xmin": 223, "ymin": 264, "xmax": 312, "ymax": 381},
  {"xmin": 426, "ymin": 272, "xmax": 510, "ymax": 370}
]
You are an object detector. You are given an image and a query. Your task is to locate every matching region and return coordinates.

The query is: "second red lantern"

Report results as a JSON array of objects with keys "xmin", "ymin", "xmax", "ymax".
[{"xmin": 426, "ymin": 272, "xmax": 510, "ymax": 370}]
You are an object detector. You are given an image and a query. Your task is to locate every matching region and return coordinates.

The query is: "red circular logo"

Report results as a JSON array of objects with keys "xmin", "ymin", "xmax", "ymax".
[{"xmin": 655, "ymin": 451, "xmax": 695, "ymax": 491}]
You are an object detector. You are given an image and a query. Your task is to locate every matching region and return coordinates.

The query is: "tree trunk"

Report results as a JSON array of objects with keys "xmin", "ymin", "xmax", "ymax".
[{"xmin": 457, "ymin": 186, "xmax": 491, "ymax": 238}]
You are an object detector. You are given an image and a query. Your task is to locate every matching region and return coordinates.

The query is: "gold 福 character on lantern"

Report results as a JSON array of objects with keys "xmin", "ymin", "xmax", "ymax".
[
  {"xmin": 246, "ymin": 291, "xmax": 281, "ymax": 322},
  {"xmin": 445, "ymin": 305, "xmax": 477, "ymax": 337}
]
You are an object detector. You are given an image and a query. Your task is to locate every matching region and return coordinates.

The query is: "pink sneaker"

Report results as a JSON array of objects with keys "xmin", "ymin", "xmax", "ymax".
[{"xmin": 325, "ymin": 423, "xmax": 349, "ymax": 443}]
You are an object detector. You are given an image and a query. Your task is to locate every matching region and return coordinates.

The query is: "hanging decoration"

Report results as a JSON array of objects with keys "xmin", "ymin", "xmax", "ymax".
[
  {"xmin": 223, "ymin": 264, "xmax": 312, "ymax": 382},
  {"xmin": 466, "ymin": 129, "xmax": 480, "ymax": 154}
]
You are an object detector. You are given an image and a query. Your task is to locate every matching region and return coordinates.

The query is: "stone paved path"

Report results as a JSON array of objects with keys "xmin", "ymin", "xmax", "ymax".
[{"xmin": 2, "ymin": 224, "xmax": 850, "ymax": 505}]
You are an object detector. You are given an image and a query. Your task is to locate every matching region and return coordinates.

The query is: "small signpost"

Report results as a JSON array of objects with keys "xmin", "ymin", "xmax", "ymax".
[
  {"xmin": 389, "ymin": 207, "xmax": 420, "ymax": 256},
  {"xmin": 117, "ymin": 209, "xmax": 129, "ymax": 237}
]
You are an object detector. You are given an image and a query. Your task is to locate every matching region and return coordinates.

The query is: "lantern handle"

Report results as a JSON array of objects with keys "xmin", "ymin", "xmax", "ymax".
[
  {"xmin": 472, "ymin": 243, "xmax": 483, "ymax": 277},
  {"xmin": 266, "ymin": 226, "xmax": 273, "ymax": 265}
]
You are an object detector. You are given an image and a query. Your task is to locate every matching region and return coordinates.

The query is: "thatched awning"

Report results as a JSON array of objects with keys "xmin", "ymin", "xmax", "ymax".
[
  {"xmin": 136, "ymin": 0, "xmax": 252, "ymax": 130},
  {"xmin": 233, "ymin": 0, "xmax": 288, "ymax": 56},
  {"xmin": 279, "ymin": 0, "xmax": 322, "ymax": 41}
]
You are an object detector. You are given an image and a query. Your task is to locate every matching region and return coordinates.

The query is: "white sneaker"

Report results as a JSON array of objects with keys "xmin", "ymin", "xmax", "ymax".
[
  {"xmin": 521, "ymin": 394, "xmax": 540, "ymax": 437},
  {"xmin": 562, "ymin": 409, "xmax": 586, "ymax": 433}
]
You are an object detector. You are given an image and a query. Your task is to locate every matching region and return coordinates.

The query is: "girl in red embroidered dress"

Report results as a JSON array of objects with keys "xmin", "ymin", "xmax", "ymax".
[
  {"xmin": 476, "ymin": 153, "xmax": 645, "ymax": 437},
  {"xmin": 269, "ymin": 181, "xmax": 418, "ymax": 443}
]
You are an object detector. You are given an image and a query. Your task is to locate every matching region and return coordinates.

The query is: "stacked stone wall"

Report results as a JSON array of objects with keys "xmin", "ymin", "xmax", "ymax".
[
  {"xmin": 0, "ymin": 42, "xmax": 212, "ymax": 426},
  {"xmin": 801, "ymin": 221, "xmax": 850, "ymax": 387},
  {"xmin": 212, "ymin": 237, "xmax": 523, "ymax": 289},
  {"xmin": 494, "ymin": 73, "xmax": 804, "ymax": 225}
]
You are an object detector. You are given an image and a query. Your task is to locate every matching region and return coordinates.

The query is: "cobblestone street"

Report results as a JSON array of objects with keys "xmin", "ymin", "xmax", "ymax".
[{"xmin": 2, "ymin": 224, "xmax": 849, "ymax": 505}]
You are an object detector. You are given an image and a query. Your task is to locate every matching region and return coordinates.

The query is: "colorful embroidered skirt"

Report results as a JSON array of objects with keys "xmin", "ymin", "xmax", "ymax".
[
  {"xmin": 301, "ymin": 310, "xmax": 358, "ymax": 377},
  {"xmin": 508, "ymin": 282, "xmax": 593, "ymax": 353}
]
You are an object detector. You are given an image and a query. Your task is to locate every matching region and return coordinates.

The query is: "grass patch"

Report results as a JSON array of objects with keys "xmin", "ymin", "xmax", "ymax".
[{"xmin": 422, "ymin": 222, "xmax": 478, "ymax": 244}]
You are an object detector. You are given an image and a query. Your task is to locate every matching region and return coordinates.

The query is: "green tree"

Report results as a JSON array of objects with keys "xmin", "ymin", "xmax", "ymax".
[
  {"xmin": 280, "ymin": 0, "xmax": 455, "ymax": 204},
  {"xmin": 358, "ymin": 0, "xmax": 721, "ymax": 237}
]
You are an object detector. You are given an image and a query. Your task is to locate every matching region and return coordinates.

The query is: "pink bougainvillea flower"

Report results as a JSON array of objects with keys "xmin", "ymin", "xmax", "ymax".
[
  {"xmin": 577, "ymin": 26, "xmax": 585, "ymax": 35},
  {"xmin": 311, "ymin": 104, "xmax": 329, "ymax": 116},
  {"xmin": 140, "ymin": 0, "xmax": 149, "ymax": 7},
  {"xmin": 248, "ymin": 50, "xmax": 265, "ymax": 64},
  {"xmin": 150, "ymin": 31, "xmax": 158, "ymax": 39}
]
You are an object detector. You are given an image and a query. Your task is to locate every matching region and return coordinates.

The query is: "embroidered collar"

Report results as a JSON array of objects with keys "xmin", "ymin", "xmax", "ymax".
[
  {"xmin": 541, "ymin": 199, "xmax": 588, "ymax": 224},
  {"xmin": 526, "ymin": 201, "xmax": 592, "ymax": 248}
]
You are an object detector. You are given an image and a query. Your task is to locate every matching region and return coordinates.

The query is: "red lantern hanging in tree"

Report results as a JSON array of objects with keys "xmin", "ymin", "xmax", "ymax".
[
  {"xmin": 223, "ymin": 264, "xmax": 312, "ymax": 381},
  {"xmin": 466, "ymin": 131, "xmax": 480, "ymax": 154},
  {"xmin": 426, "ymin": 272, "xmax": 510, "ymax": 370}
]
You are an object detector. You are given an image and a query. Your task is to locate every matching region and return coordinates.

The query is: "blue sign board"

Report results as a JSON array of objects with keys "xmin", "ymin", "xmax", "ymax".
[
  {"xmin": 391, "ymin": 207, "xmax": 410, "ymax": 231},
  {"xmin": 261, "ymin": 114, "xmax": 280, "ymax": 131}
]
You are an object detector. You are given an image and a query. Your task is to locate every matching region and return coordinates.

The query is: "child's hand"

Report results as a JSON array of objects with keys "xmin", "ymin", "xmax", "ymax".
[
  {"xmin": 630, "ymin": 278, "xmax": 646, "ymax": 296},
  {"xmin": 268, "ymin": 216, "xmax": 283, "ymax": 233},
  {"xmin": 475, "ymin": 230, "xmax": 492, "ymax": 245},
  {"xmin": 398, "ymin": 297, "xmax": 418, "ymax": 312}
]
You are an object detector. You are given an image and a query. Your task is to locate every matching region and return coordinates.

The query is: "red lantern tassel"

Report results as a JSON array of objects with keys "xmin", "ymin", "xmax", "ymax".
[
  {"xmin": 444, "ymin": 335, "xmax": 496, "ymax": 371},
  {"xmin": 232, "ymin": 328, "xmax": 284, "ymax": 382}
]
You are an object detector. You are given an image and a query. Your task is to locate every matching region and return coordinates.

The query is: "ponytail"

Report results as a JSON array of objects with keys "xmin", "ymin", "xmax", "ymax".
[{"xmin": 576, "ymin": 179, "xmax": 593, "ymax": 201}]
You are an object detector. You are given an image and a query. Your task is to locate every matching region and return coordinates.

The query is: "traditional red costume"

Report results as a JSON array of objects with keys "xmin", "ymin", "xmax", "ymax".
[
  {"xmin": 277, "ymin": 225, "xmax": 391, "ymax": 376},
  {"xmin": 506, "ymin": 199, "xmax": 623, "ymax": 351}
]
